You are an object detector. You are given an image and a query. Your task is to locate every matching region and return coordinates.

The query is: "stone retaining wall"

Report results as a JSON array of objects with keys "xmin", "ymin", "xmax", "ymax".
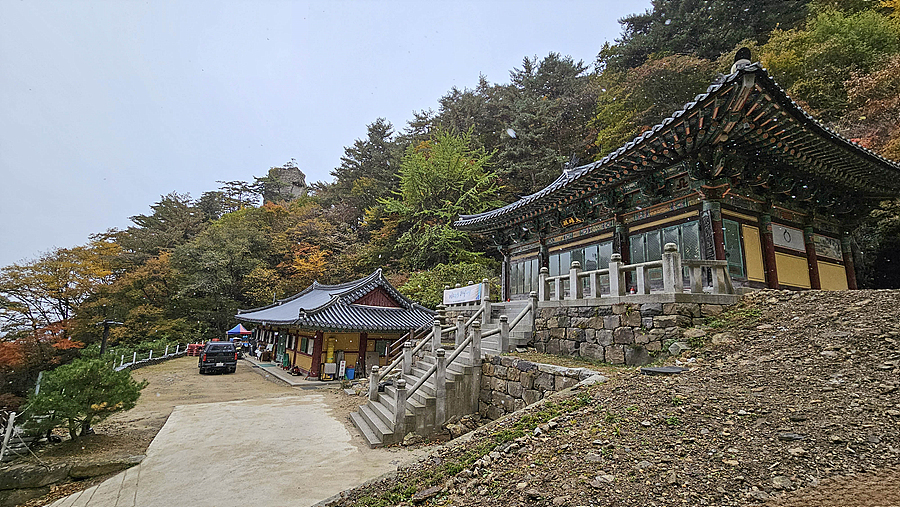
[
  {"xmin": 0, "ymin": 456, "xmax": 143, "ymax": 507},
  {"xmin": 478, "ymin": 355, "xmax": 606, "ymax": 421},
  {"xmin": 533, "ymin": 302, "xmax": 725, "ymax": 366}
]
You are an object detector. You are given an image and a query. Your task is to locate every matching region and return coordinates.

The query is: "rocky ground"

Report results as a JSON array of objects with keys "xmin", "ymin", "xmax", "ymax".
[{"xmin": 324, "ymin": 289, "xmax": 900, "ymax": 507}]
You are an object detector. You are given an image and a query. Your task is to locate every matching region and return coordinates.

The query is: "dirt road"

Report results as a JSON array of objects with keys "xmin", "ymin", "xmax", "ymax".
[{"xmin": 19, "ymin": 357, "xmax": 380, "ymax": 506}]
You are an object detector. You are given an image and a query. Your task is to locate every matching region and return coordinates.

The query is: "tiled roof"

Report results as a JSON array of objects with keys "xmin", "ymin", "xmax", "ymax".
[
  {"xmin": 454, "ymin": 63, "xmax": 900, "ymax": 232},
  {"xmin": 235, "ymin": 269, "xmax": 435, "ymax": 332}
]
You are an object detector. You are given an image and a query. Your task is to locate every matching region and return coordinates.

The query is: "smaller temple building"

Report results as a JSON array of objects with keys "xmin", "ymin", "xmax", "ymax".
[{"xmin": 235, "ymin": 269, "xmax": 434, "ymax": 379}]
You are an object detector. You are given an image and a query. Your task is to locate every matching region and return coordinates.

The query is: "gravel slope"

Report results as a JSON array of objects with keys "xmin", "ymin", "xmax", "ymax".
[{"xmin": 324, "ymin": 289, "xmax": 900, "ymax": 507}]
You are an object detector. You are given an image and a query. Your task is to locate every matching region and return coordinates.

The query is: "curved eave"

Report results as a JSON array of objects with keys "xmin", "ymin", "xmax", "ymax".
[
  {"xmin": 236, "ymin": 297, "xmax": 435, "ymax": 333},
  {"xmin": 453, "ymin": 63, "xmax": 900, "ymax": 234}
]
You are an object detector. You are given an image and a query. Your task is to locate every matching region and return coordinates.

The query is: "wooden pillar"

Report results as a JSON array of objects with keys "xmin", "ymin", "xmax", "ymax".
[
  {"xmin": 841, "ymin": 234, "xmax": 858, "ymax": 290},
  {"xmin": 759, "ymin": 213, "xmax": 779, "ymax": 288},
  {"xmin": 703, "ymin": 200, "xmax": 726, "ymax": 261},
  {"xmin": 310, "ymin": 330, "xmax": 324, "ymax": 377},
  {"xmin": 359, "ymin": 332, "xmax": 368, "ymax": 375},
  {"xmin": 614, "ymin": 220, "xmax": 631, "ymax": 290},
  {"xmin": 614, "ymin": 220, "xmax": 628, "ymax": 259},
  {"xmin": 803, "ymin": 226, "xmax": 821, "ymax": 289},
  {"xmin": 500, "ymin": 249, "xmax": 510, "ymax": 302}
]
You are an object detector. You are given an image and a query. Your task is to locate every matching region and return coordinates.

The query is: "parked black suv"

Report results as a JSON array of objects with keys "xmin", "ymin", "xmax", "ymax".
[{"xmin": 198, "ymin": 342, "xmax": 238, "ymax": 374}]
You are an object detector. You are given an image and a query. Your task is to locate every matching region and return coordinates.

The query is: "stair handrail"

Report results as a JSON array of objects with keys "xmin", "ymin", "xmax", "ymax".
[
  {"xmin": 465, "ymin": 305, "xmax": 484, "ymax": 328},
  {"xmin": 508, "ymin": 298, "xmax": 534, "ymax": 330},
  {"xmin": 380, "ymin": 324, "xmax": 455, "ymax": 380},
  {"xmin": 408, "ymin": 329, "xmax": 473, "ymax": 399},
  {"xmin": 388, "ymin": 325, "xmax": 429, "ymax": 359}
]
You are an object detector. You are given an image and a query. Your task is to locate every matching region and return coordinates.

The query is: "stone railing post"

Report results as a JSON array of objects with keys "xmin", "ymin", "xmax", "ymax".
[
  {"xmin": 589, "ymin": 271, "xmax": 600, "ymax": 298},
  {"xmin": 402, "ymin": 341, "xmax": 413, "ymax": 375},
  {"xmin": 609, "ymin": 253, "xmax": 626, "ymax": 296},
  {"xmin": 568, "ymin": 260, "xmax": 583, "ymax": 300},
  {"xmin": 455, "ymin": 315, "xmax": 465, "ymax": 348},
  {"xmin": 175, "ymin": 344, "xmax": 180, "ymax": 354},
  {"xmin": 149, "ymin": 350, "xmax": 153, "ymax": 360},
  {"xmin": 435, "ymin": 349, "xmax": 446, "ymax": 426},
  {"xmin": 437, "ymin": 304, "xmax": 447, "ymax": 326},
  {"xmin": 499, "ymin": 315, "xmax": 509, "ymax": 353},
  {"xmin": 470, "ymin": 321, "xmax": 482, "ymax": 366},
  {"xmin": 481, "ymin": 279, "xmax": 491, "ymax": 326},
  {"xmin": 538, "ymin": 267, "xmax": 550, "ymax": 301},
  {"xmin": 120, "ymin": 355, "xmax": 125, "ymax": 367},
  {"xmin": 394, "ymin": 378, "xmax": 407, "ymax": 433},
  {"xmin": 132, "ymin": 352, "xmax": 137, "ymax": 365},
  {"xmin": 369, "ymin": 366, "xmax": 380, "ymax": 402},
  {"xmin": 636, "ymin": 265, "xmax": 649, "ymax": 294},
  {"xmin": 662, "ymin": 243, "xmax": 683, "ymax": 293},
  {"xmin": 553, "ymin": 275, "xmax": 563, "ymax": 301},
  {"xmin": 165, "ymin": 345, "xmax": 169, "ymax": 356},
  {"xmin": 432, "ymin": 318, "xmax": 442, "ymax": 353}
]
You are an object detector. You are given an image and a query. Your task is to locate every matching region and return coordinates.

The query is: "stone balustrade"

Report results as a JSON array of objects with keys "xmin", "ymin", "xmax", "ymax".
[{"xmin": 539, "ymin": 243, "xmax": 734, "ymax": 302}]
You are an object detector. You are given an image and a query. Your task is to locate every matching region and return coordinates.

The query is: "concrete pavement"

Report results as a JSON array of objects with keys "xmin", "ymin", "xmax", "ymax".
[
  {"xmin": 241, "ymin": 356, "xmax": 340, "ymax": 388},
  {"xmin": 47, "ymin": 394, "xmax": 428, "ymax": 507}
]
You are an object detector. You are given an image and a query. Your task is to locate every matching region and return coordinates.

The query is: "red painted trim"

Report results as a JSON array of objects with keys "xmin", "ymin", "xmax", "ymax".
[
  {"xmin": 804, "ymin": 228, "xmax": 821, "ymax": 290},
  {"xmin": 842, "ymin": 240, "xmax": 858, "ymax": 290},
  {"xmin": 354, "ymin": 288, "xmax": 402, "ymax": 308},
  {"xmin": 310, "ymin": 330, "xmax": 324, "ymax": 377},
  {"xmin": 760, "ymin": 217, "xmax": 779, "ymax": 289}
]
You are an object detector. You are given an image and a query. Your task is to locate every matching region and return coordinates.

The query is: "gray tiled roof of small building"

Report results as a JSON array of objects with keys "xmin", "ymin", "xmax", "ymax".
[{"xmin": 234, "ymin": 269, "xmax": 435, "ymax": 332}]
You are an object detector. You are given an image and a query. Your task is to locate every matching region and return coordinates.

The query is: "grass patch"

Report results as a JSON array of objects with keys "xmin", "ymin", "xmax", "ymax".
[{"xmin": 706, "ymin": 306, "xmax": 762, "ymax": 330}]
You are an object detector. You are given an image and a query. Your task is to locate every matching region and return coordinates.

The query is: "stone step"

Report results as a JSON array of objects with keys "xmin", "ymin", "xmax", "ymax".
[
  {"xmin": 357, "ymin": 404, "xmax": 392, "ymax": 442},
  {"xmin": 350, "ymin": 410, "xmax": 383, "ymax": 448},
  {"xmin": 368, "ymin": 397, "xmax": 394, "ymax": 427}
]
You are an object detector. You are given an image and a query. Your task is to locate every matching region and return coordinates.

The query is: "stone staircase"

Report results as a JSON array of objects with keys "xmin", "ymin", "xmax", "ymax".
[
  {"xmin": 487, "ymin": 300, "xmax": 533, "ymax": 351},
  {"xmin": 350, "ymin": 299, "xmax": 534, "ymax": 448},
  {"xmin": 350, "ymin": 347, "xmax": 479, "ymax": 447}
]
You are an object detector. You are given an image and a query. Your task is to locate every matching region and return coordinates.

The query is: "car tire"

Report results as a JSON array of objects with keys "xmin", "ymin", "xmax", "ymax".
[
  {"xmin": 229, "ymin": 366, "xmax": 236, "ymax": 373},
  {"xmin": 199, "ymin": 367, "xmax": 206, "ymax": 374}
]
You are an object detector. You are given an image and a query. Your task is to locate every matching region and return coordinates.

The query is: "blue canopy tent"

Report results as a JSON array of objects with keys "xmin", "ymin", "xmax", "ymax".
[{"xmin": 226, "ymin": 324, "xmax": 252, "ymax": 336}]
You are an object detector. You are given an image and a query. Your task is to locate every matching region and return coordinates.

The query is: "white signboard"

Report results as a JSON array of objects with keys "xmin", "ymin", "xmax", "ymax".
[
  {"xmin": 339, "ymin": 360, "xmax": 346, "ymax": 378},
  {"xmin": 443, "ymin": 283, "xmax": 482, "ymax": 305},
  {"xmin": 772, "ymin": 224, "xmax": 805, "ymax": 252}
]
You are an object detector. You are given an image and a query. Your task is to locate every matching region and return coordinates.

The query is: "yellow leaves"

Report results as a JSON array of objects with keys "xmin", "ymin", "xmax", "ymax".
[{"xmin": 882, "ymin": 0, "xmax": 899, "ymax": 20}]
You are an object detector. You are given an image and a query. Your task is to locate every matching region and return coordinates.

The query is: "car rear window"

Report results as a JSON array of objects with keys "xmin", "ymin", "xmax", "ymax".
[{"xmin": 206, "ymin": 344, "xmax": 235, "ymax": 352}]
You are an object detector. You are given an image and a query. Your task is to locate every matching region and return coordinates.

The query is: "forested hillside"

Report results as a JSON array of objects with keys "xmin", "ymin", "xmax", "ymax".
[{"xmin": 2, "ymin": 0, "xmax": 899, "ymax": 410}]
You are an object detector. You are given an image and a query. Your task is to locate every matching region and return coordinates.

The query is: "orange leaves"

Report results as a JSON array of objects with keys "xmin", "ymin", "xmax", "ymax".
[{"xmin": 0, "ymin": 342, "xmax": 25, "ymax": 368}]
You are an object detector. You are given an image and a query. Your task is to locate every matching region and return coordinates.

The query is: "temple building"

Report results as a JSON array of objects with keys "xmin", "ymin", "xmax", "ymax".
[
  {"xmin": 454, "ymin": 60, "xmax": 900, "ymax": 300},
  {"xmin": 235, "ymin": 270, "xmax": 434, "ymax": 379}
]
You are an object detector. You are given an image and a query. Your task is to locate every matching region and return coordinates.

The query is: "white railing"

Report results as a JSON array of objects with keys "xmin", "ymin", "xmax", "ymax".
[
  {"xmin": 114, "ymin": 344, "xmax": 185, "ymax": 371},
  {"xmin": 538, "ymin": 243, "xmax": 734, "ymax": 301}
]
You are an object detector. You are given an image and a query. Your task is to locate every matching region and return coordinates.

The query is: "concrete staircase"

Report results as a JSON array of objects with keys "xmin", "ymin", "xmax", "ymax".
[
  {"xmin": 487, "ymin": 300, "xmax": 533, "ymax": 351},
  {"xmin": 350, "ymin": 300, "xmax": 534, "ymax": 448}
]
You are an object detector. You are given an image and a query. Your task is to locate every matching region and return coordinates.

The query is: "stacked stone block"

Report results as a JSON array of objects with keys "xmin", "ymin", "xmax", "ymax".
[
  {"xmin": 532, "ymin": 302, "xmax": 725, "ymax": 366},
  {"xmin": 478, "ymin": 355, "xmax": 602, "ymax": 420}
]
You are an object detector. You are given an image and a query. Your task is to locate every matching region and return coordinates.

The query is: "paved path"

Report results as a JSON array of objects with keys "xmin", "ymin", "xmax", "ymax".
[
  {"xmin": 48, "ymin": 394, "xmax": 426, "ymax": 507},
  {"xmin": 241, "ymin": 356, "xmax": 340, "ymax": 388}
]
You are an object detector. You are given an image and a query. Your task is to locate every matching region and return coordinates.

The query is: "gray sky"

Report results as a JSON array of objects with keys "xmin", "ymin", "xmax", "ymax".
[{"xmin": 0, "ymin": 0, "xmax": 651, "ymax": 267}]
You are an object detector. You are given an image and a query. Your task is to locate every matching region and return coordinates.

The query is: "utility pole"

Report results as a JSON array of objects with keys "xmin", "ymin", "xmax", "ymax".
[{"xmin": 98, "ymin": 320, "xmax": 124, "ymax": 355}]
